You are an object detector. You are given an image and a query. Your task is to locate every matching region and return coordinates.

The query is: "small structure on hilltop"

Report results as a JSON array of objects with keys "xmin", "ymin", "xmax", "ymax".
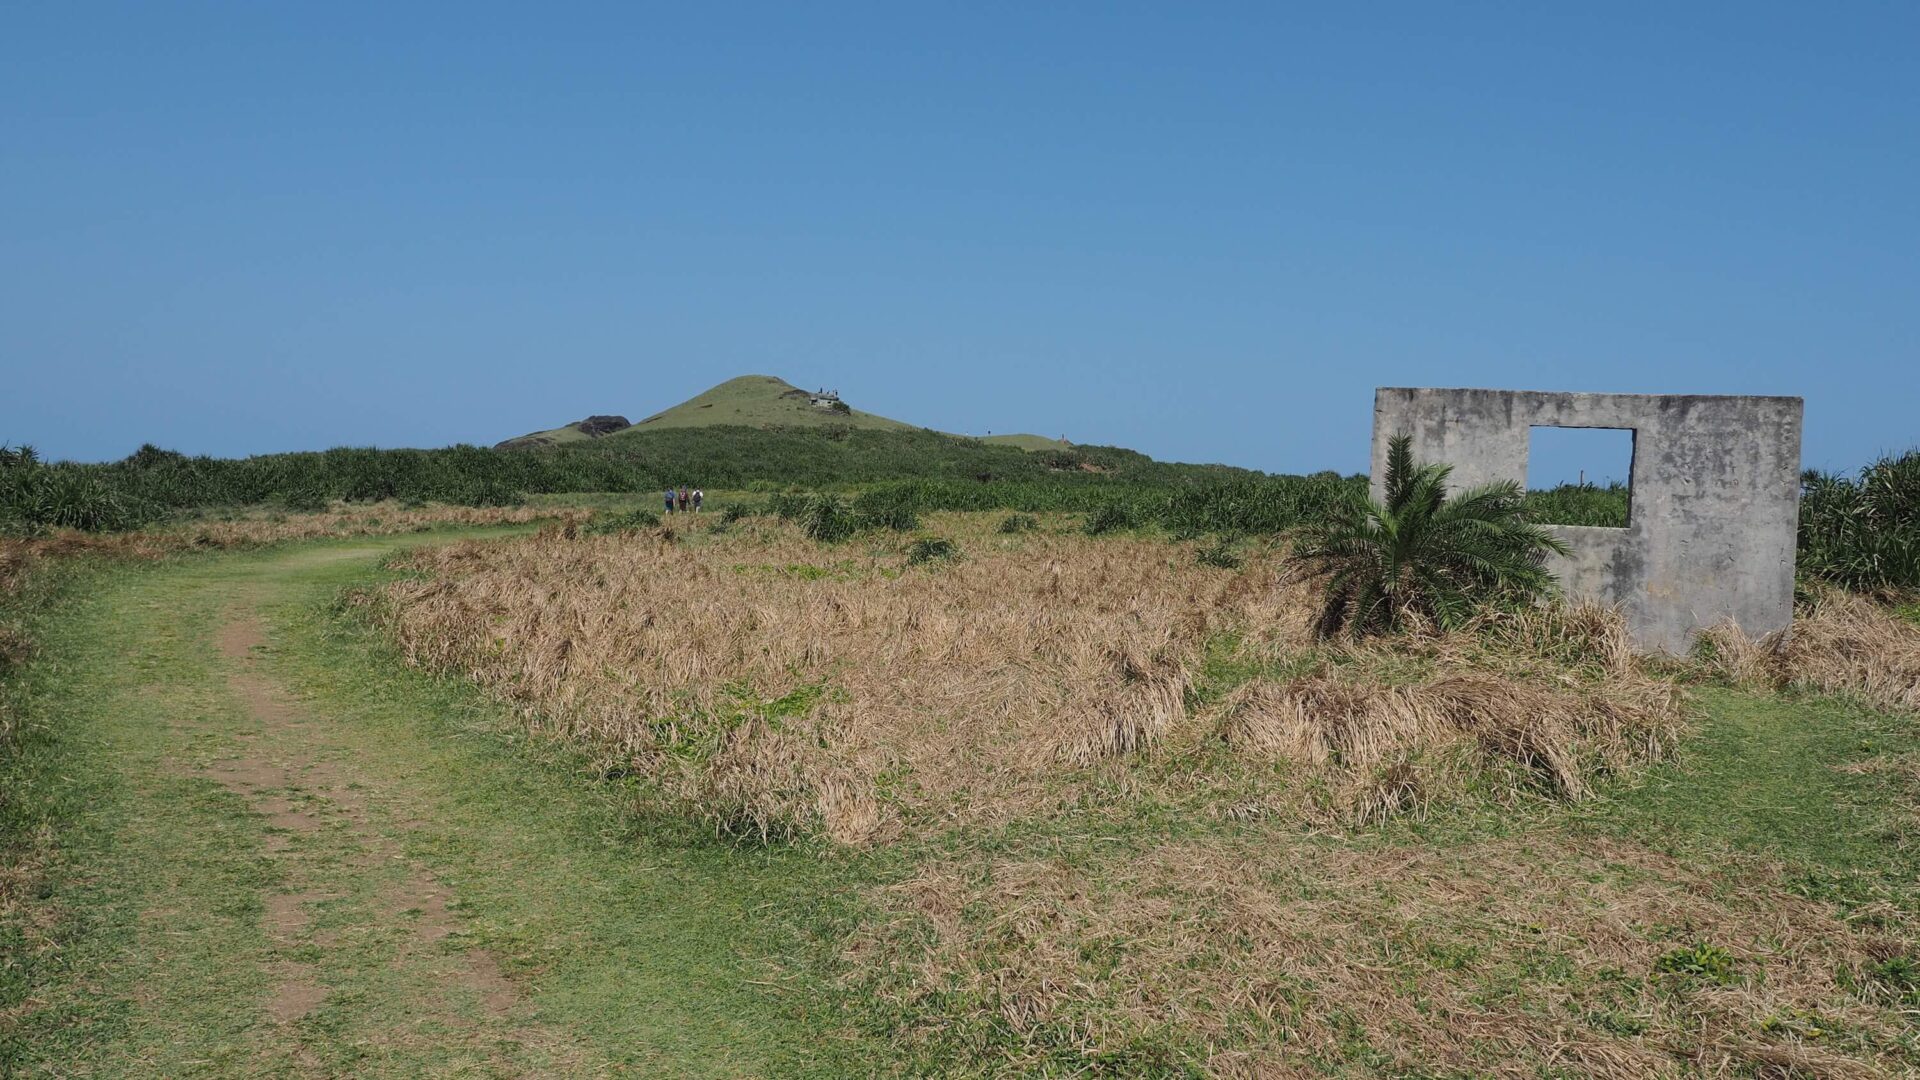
[
  {"xmin": 808, "ymin": 389, "xmax": 842, "ymax": 409},
  {"xmin": 1370, "ymin": 387, "xmax": 1803, "ymax": 654}
]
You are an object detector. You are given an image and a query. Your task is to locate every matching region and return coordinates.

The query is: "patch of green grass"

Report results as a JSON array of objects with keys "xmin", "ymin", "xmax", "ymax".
[
  {"xmin": 581, "ymin": 506, "xmax": 661, "ymax": 534},
  {"xmin": 728, "ymin": 560, "xmax": 864, "ymax": 582},
  {"xmin": 1652, "ymin": 941, "xmax": 1738, "ymax": 985},
  {"xmin": 1574, "ymin": 688, "xmax": 1920, "ymax": 902}
]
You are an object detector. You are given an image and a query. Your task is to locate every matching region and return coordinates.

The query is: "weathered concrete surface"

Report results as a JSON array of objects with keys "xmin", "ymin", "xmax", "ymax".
[{"xmin": 1371, "ymin": 388, "xmax": 1803, "ymax": 654}]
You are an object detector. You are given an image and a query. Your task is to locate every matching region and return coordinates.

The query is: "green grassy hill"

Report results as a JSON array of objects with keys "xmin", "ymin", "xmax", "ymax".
[
  {"xmin": 497, "ymin": 375, "xmax": 1068, "ymax": 451},
  {"xmin": 627, "ymin": 375, "xmax": 916, "ymax": 434}
]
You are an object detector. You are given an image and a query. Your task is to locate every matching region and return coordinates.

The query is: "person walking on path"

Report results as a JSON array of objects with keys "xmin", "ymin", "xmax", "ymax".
[
  {"xmin": 664, "ymin": 486, "xmax": 677, "ymax": 515},
  {"xmin": 677, "ymin": 487, "xmax": 690, "ymax": 513},
  {"xmin": 692, "ymin": 488, "xmax": 704, "ymax": 512}
]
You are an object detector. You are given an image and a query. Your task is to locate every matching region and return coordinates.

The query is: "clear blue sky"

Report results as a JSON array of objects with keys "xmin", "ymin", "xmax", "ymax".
[{"xmin": 4, "ymin": 2, "xmax": 1915, "ymax": 480}]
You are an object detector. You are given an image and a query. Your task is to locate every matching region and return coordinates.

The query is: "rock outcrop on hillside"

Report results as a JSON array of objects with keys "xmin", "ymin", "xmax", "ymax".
[
  {"xmin": 573, "ymin": 415, "xmax": 631, "ymax": 437},
  {"xmin": 494, "ymin": 415, "xmax": 630, "ymax": 449}
]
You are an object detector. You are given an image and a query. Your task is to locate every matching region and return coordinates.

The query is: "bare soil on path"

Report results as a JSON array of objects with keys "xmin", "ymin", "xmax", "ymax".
[{"xmin": 209, "ymin": 607, "xmax": 527, "ymax": 1038}]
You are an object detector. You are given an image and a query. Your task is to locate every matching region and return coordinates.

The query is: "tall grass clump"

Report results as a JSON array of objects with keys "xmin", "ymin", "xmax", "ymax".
[
  {"xmin": 905, "ymin": 536, "xmax": 957, "ymax": 565},
  {"xmin": 800, "ymin": 495, "xmax": 858, "ymax": 542},
  {"xmin": 1696, "ymin": 588, "xmax": 1920, "ymax": 714},
  {"xmin": 1083, "ymin": 502, "xmax": 1143, "ymax": 536}
]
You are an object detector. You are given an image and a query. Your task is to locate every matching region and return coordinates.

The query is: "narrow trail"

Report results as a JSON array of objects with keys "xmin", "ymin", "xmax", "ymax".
[
  {"xmin": 209, "ymin": 605, "xmax": 528, "ymax": 1041},
  {"xmin": 10, "ymin": 535, "xmax": 859, "ymax": 1078}
]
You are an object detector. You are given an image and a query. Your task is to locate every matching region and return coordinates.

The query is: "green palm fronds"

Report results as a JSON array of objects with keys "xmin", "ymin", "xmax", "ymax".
[{"xmin": 1294, "ymin": 434, "xmax": 1570, "ymax": 638}]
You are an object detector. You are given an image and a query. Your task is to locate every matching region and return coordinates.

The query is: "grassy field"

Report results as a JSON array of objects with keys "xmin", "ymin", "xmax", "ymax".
[{"xmin": 5, "ymin": 507, "xmax": 1920, "ymax": 1075}]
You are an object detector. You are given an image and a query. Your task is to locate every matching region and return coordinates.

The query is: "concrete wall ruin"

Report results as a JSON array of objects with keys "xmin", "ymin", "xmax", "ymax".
[{"xmin": 1370, "ymin": 388, "xmax": 1804, "ymax": 654}]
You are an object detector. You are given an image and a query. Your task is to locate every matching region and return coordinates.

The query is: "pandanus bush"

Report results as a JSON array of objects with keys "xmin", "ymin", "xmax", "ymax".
[
  {"xmin": 1799, "ymin": 450, "xmax": 1920, "ymax": 593},
  {"xmin": 3, "ymin": 446, "xmax": 159, "ymax": 533}
]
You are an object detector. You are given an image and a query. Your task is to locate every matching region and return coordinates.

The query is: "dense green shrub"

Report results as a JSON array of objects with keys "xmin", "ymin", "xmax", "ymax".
[
  {"xmin": 906, "ymin": 536, "xmax": 957, "ymax": 565},
  {"xmin": 1084, "ymin": 503, "xmax": 1143, "ymax": 536},
  {"xmin": 1520, "ymin": 483, "xmax": 1631, "ymax": 528},
  {"xmin": 1, "ymin": 425, "xmax": 1329, "ymax": 534},
  {"xmin": 1, "ymin": 449, "xmax": 159, "ymax": 533},
  {"xmin": 1158, "ymin": 472, "xmax": 1360, "ymax": 536},
  {"xmin": 996, "ymin": 513, "xmax": 1040, "ymax": 534},
  {"xmin": 850, "ymin": 488, "xmax": 920, "ymax": 532},
  {"xmin": 1799, "ymin": 450, "xmax": 1920, "ymax": 592},
  {"xmin": 584, "ymin": 508, "xmax": 662, "ymax": 535},
  {"xmin": 452, "ymin": 480, "xmax": 526, "ymax": 508},
  {"xmin": 768, "ymin": 492, "xmax": 812, "ymax": 521},
  {"xmin": 281, "ymin": 488, "xmax": 330, "ymax": 513}
]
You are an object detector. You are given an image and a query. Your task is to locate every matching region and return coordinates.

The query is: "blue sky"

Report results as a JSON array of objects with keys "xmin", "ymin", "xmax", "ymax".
[{"xmin": 3, "ymin": 2, "xmax": 1914, "ymax": 480}]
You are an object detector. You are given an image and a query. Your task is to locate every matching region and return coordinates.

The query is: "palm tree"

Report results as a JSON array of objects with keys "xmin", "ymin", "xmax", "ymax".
[{"xmin": 1294, "ymin": 434, "xmax": 1570, "ymax": 638}]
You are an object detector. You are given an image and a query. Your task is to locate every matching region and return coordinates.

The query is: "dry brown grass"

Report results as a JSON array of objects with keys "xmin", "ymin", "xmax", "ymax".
[
  {"xmin": 1220, "ymin": 666, "xmax": 1682, "ymax": 822},
  {"xmin": 371, "ymin": 515, "xmax": 1313, "ymax": 843},
  {"xmin": 367, "ymin": 516, "xmax": 1685, "ymax": 842},
  {"xmin": 852, "ymin": 833, "xmax": 1917, "ymax": 1077},
  {"xmin": 1784, "ymin": 591, "xmax": 1920, "ymax": 712},
  {"xmin": 1699, "ymin": 589, "xmax": 1920, "ymax": 713},
  {"xmin": 1218, "ymin": 601, "xmax": 1680, "ymax": 825}
]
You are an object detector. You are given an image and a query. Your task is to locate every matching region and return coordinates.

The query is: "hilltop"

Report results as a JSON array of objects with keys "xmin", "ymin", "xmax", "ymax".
[{"xmin": 496, "ymin": 375, "xmax": 1070, "ymax": 451}]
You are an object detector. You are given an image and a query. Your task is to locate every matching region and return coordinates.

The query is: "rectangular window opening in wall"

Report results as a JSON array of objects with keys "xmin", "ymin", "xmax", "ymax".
[{"xmin": 1525, "ymin": 426, "xmax": 1633, "ymax": 528}]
